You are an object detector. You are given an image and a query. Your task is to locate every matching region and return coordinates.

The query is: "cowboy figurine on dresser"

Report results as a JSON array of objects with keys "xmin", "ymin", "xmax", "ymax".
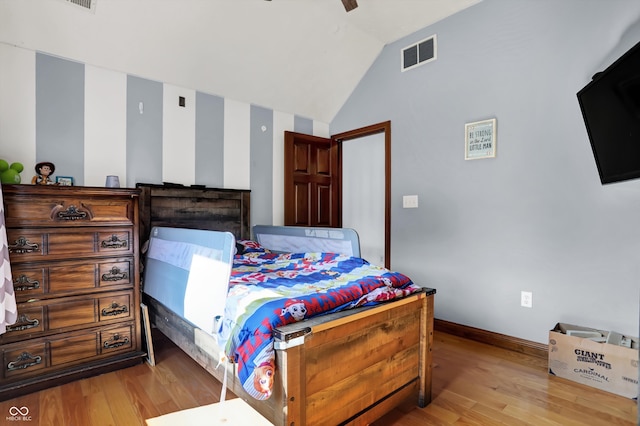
[{"xmin": 31, "ymin": 161, "xmax": 56, "ymax": 185}]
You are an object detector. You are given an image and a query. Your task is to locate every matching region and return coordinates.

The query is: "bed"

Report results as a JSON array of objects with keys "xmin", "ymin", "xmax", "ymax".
[{"xmin": 138, "ymin": 186, "xmax": 436, "ymax": 425}]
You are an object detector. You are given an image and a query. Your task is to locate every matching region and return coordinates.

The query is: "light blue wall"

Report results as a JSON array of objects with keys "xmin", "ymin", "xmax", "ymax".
[
  {"xmin": 36, "ymin": 53, "xmax": 84, "ymax": 185},
  {"xmin": 13, "ymin": 50, "xmax": 318, "ymax": 233},
  {"xmin": 126, "ymin": 75, "xmax": 163, "ymax": 187},
  {"xmin": 195, "ymin": 92, "xmax": 225, "ymax": 187},
  {"xmin": 250, "ymin": 105, "xmax": 274, "ymax": 227},
  {"xmin": 332, "ymin": 0, "xmax": 640, "ymax": 343},
  {"xmin": 294, "ymin": 116, "xmax": 313, "ymax": 134}
]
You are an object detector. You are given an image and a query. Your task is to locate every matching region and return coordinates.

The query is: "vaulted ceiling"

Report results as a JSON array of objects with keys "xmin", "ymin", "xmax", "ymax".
[{"xmin": 0, "ymin": 0, "xmax": 480, "ymax": 122}]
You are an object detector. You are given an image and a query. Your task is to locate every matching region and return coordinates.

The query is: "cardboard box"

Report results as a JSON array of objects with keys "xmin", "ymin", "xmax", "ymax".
[{"xmin": 548, "ymin": 323, "xmax": 639, "ymax": 399}]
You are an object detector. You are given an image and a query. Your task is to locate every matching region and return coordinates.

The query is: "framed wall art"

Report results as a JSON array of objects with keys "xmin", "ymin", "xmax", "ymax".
[{"xmin": 465, "ymin": 118, "xmax": 496, "ymax": 160}]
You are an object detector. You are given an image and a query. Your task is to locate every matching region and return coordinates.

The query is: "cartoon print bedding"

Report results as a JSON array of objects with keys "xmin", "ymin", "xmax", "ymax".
[{"xmin": 215, "ymin": 242, "xmax": 421, "ymax": 400}]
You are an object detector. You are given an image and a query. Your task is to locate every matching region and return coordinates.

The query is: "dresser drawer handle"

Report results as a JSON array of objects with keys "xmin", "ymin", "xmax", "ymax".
[
  {"xmin": 101, "ymin": 235, "xmax": 128, "ymax": 249},
  {"xmin": 6, "ymin": 314, "xmax": 40, "ymax": 332},
  {"xmin": 8, "ymin": 237, "xmax": 39, "ymax": 254},
  {"xmin": 7, "ymin": 352, "xmax": 42, "ymax": 371},
  {"xmin": 103, "ymin": 333, "xmax": 130, "ymax": 349},
  {"xmin": 55, "ymin": 204, "xmax": 89, "ymax": 221},
  {"xmin": 13, "ymin": 275, "xmax": 40, "ymax": 291},
  {"xmin": 101, "ymin": 266, "xmax": 128, "ymax": 282},
  {"xmin": 101, "ymin": 302, "xmax": 129, "ymax": 317}
]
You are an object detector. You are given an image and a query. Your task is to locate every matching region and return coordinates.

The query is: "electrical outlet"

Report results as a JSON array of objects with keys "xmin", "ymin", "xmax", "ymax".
[{"xmin": 521, "ymin": 291, "xmax": 532, "ymax": 308}]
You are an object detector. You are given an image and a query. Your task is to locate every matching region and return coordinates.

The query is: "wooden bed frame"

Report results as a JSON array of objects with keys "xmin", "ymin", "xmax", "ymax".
[{"xmin": 138, "ymin": 184, "xmax": 436, "ymax": 425}]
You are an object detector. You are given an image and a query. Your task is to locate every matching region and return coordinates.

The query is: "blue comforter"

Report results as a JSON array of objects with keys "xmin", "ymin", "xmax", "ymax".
[{"xmin": 217, "ymin": 248, "xmax": 420, "ymax": 400}]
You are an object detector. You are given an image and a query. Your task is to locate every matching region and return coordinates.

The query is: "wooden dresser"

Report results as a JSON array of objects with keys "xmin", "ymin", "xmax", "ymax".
[{"xmin": 0, "ymin": 184, "xmax": 144, "ymax": 400}]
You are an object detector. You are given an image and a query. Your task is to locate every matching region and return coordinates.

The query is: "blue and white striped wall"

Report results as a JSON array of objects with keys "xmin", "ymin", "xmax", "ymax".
[{"xmin": 0, "ymin": 43, "xmax": 330, "ymax": 227}]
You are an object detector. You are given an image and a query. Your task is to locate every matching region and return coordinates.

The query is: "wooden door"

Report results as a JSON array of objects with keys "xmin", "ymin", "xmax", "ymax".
[
  {"xmin": 284, "ymin": 121, "xmax": 391, "ymax": 268},
  {"xmin": 284, "ymin": 131, "xmax": 341, "ymax": 227}
]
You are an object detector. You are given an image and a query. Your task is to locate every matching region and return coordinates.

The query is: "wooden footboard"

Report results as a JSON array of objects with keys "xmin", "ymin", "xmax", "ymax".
[{"xmin": 145, "ymin": 288, "xmax": 435, "ymax": 425}]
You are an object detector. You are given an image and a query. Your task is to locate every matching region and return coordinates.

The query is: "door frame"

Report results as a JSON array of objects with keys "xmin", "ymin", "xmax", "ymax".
[{"xmin": 333, "ymin": 121, "xmax": 391, "ymax": 268}]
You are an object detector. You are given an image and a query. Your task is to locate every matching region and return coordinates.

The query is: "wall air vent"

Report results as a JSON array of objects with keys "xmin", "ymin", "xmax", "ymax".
[
  {"xmin": 60, "ymin": 0, "xmax": 97, "ymax": 13},
  {"xmin": 402, "ymin": 34, "xmax": 436, "ymax": 72}
]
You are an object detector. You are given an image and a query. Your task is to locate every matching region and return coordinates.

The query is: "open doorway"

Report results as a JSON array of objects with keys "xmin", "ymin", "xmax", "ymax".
[
  {"xmin": 284, "ymin": 121, "xmax": 391, "ymax": 268},
  {"xmin": 342, "ymin": 132, "xmax": 385, "ymax": 266}
]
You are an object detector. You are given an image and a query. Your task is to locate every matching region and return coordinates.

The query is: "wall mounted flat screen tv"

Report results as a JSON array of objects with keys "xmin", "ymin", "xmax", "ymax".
[{"xmin": 577, "ymin": 41, "xmax": 640, "ymax": 184}]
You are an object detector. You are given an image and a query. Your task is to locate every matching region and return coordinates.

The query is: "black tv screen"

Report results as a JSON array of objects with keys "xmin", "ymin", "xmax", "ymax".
[{"xmin": 577, "ymin": 41, "xmax": 640, "ymax": 184}]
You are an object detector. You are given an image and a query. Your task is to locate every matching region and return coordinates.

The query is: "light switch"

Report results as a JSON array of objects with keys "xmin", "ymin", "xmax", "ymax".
[{"xmin": 403, "ymin": 195, "xmax": 418, "ymax": 208}]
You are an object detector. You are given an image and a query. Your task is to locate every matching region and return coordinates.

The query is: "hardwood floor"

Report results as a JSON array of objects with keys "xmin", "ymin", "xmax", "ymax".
[
  {"xmin": 1, "ymin": 330, "xmax": 636, "ymax": 425},
  {"xmin": 375, "ymin": 333, "xmax": 637, "ymax": 426}
]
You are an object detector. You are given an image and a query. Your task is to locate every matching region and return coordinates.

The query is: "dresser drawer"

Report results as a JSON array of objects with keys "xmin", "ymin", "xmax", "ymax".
[
  {"xmin": 3, "ymin": 192, "xmax": 135, "ymax": 227},
  {"xmin": 1, "ymin": 323, "xmax": 135, "ymax": 381},
  {"xmin": 49, "ymin": 324, "xmax": 134, "ymax": 365},
  {"xmin": 100, "ymin": 324, "xmax": 134, "ymax": 354},
  {"xmin": 0, "ymin": 291, "xmax": 133, "ymax": 343},
  {"xmin": 49, "ymin": 331, "xmax": 101, "ymax": 367},
  {"xmin": 10, "ymin": 258, "xmax": 135, "ymax": 301},
  {"xmin": 6, "ymin": 227, "xmax": 134, "ymax": 262},
  {"xmin": 4, "ymin": 306, "xmax": 44, "ymax": 335},
  {"xmin": 48, "ymin": 292, "xmax": 133, "ymax": 328},
  {"xmin": 2, "ymin": 343, "xmax": 46, "ymax": 378}
]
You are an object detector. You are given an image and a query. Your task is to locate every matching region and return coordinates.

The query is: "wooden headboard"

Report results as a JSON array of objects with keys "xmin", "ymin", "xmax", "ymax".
[{"xmin": 136, "ymin": 183, "xmax": 251, "ymax": 244}]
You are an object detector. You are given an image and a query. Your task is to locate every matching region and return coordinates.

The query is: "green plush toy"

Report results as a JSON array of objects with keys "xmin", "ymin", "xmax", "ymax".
[{"xmin": 0, "ymin": 159, "xmax": 24, "ymax": 184}]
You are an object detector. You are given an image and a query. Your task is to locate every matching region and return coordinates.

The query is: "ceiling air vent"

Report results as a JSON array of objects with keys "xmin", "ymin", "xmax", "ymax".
[
  {"xmin": 59, "ymin": 0, "xmax": 97, "ymax": 13},
  {"xmin": 402, "ymin": 34, "xmax": 436, "ymax": 72}
]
